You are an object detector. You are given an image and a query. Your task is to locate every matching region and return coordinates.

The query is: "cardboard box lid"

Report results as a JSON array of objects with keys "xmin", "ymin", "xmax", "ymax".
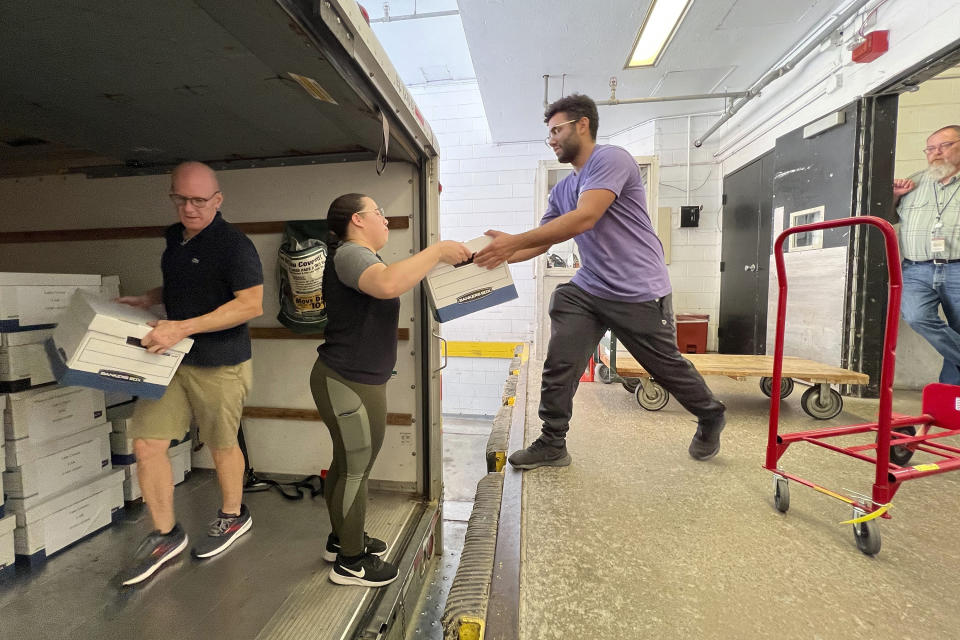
[
  {"xmin": 67, "ymin": 291, "xmax": 193, "ymax": 353},
  {"xmin": 9, "ymin": 469, "xmax": 123, "ymax": 523},
  {"xmin": 4, "ymin": 422, "xmax": 111, "ymax": 467},
  {"xmin": 0, "ymin": 272, "xmax": 102, "ymax": 286}
]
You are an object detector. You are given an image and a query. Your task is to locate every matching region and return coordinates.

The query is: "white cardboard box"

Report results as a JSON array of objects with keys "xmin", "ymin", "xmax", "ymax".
[
  {"xmin": 0, "ymin": 273, "xmax": 119, "ymax": 331},
  {"xmin": 0, "ymin": 513, "xmax": 15, "ymax": 575},
  {"xmin": 49, "ymin": 291, "xmax": 193, "ymax": 399},
  {"xmin": 0, "ymin": 339, "xmax": 57, "ymax": 392},
  {"xmin": 3, "ymin": 385, "xmax": 106, "ymax": 442},
  {"xmin": 11, "ymin": 469, "xmax": 123, "ymax": 560},
  {"xmin": 424, "ymin": 236, "xmax": 518, "ymax": 322},
  {"xmin": 3, "ymin": 423, "xmax": 111, "ymax": 499}
]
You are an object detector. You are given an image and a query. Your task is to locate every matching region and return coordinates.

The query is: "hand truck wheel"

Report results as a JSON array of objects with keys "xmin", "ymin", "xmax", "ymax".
[
  {"xmin": 773, "ymin": 476, "xmax": 790, "ymax": 513},
  {"xmin": 851, "ymin": 507, "xmax": 881, "ymax": 556},
  {"xmin": 800, "ymin": 385, "xmax": 843, "ymax": 420},
  {"xmin": 759, "ymin": 376, "xmax": 795, "ymax": 399},
  {"xmin": 889, "ymin": 426, "xmax": 917, "ymax": 466},
  {"xmin": 596, "ymin": 363, "xmax": 613, "ymax": 384},
  {"xmin": 635, "ymin": 380, "xmax": 669, "ymax": 411}
]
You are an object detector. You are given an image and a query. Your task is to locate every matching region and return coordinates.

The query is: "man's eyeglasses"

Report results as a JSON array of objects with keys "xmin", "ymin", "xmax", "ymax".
[
  {"xmin": 355, "ymin": 206, "xmax": 386, "ymax": 218},
  {"xmin": 923, "ymin": 140, "xmax": 958, "ymax": 155},
  {"xmin": 169, "ymin": 190, "xmax": 221, "ymax": 207},
  {"xmin": 544, "ymin": 119, "xmax": 579, "ymax": 145}
]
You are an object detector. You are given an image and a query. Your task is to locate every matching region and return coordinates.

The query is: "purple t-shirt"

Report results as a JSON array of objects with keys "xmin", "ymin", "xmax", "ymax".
[{"xmin": 542, "ymin": 144, "xmax": 671, "ymax": 302}]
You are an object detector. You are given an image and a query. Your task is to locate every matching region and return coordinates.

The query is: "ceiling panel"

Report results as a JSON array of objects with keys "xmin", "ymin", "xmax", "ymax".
[{"xmin": 457, "ymin": 0, "xmax": 853, "ymax": 142}]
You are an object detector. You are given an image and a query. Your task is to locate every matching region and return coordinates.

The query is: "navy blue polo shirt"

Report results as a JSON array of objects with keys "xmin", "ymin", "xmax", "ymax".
[{"xmin": 161, "ymin": 212, "xmax": 263, "ymax": 366}]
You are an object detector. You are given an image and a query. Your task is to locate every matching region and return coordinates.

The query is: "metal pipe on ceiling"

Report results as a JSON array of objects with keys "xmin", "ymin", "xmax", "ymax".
[
  {"xmin": 693, "ymin": 0, "xmax": 874, "ymax": 147},
  {"xmin": 542, "ymin": 74, "xmax": 747, "ymax": 107},
  {"xmin": 595, "ymin": 91, "xmax": 748, "ymax": 106},
  {"xmin": 369, "ymin": 9, "xmax": 459, "ymax": 22}
]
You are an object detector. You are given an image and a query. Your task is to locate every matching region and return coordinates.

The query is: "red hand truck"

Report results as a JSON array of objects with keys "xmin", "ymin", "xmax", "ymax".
[{"xmin": 766, "ymin": 215, "xmax": 960, "ymax": 555}]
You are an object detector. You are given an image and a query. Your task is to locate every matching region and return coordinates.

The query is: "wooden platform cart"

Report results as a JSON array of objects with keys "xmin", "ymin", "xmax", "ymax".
[{"xmin": 598, "ymin": 350, "xmax": 868, "ymax": 420}]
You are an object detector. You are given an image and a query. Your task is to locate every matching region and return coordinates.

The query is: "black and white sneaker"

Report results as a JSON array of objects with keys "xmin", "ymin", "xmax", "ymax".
[
  {"xmin": 191, "ymin": 504, "xmax": 252, "ymax": 558},
  {"xmin": 329, "ymin": 553, "xmax": 398, "ymax": 587},
  {"xmin": 322, "ymin": 532, "xmax": 388, "ymax": 562},
  {"xmin": 119, "ymin": 523, "xmax": 188, "ymax": 586}
]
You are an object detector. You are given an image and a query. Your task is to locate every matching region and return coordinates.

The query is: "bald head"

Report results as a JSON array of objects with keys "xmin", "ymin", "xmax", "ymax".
[
  {"xmin": 169, "ymin": 161, "xmax": 223, "ymax": 238},
  {"xmin": 171, "ymin": 161, "xmax": 220, "ymax": 193}
]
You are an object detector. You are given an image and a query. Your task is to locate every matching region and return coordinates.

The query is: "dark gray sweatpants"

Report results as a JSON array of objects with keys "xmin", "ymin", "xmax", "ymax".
[{"xmin": 539, "ymin": 283, "xmax": 725, "ymax": 446}]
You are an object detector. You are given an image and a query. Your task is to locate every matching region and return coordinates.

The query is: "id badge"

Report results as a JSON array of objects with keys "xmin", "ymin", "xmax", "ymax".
[{"xmin": 931, "ymin": 237, "xmax": 946, "ymax": 253}]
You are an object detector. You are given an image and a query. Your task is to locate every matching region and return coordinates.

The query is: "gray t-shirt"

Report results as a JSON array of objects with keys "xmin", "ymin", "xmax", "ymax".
[{"xmin": 316, "ymin": 242, "xmax": 401, "ymax": 385}]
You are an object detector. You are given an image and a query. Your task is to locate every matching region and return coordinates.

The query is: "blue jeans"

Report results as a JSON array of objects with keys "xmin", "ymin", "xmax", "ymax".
[{"xmin": 901, "ymin": 261, "xmax": 960, "ymax": 384}]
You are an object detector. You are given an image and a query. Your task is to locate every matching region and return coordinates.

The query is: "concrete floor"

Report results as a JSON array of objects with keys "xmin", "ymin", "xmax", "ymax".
[{"xmin": 517, "ymin": 365, "xmax": 960, "ymax": 640}]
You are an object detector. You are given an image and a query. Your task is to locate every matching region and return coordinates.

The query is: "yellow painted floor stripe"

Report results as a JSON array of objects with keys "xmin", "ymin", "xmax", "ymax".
[{"xmin": 446, "ymin": 341, "xmax": 522, "ymax": 358}]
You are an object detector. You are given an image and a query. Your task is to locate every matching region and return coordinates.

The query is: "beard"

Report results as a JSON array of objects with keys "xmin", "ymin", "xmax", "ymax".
[
  {"xmin": 554, "ymin": 137, "xmax": 579, "ymax": 164},
  {"xmin": 927, "ymin": 159, "xmax": 959, "ymax": 181}
]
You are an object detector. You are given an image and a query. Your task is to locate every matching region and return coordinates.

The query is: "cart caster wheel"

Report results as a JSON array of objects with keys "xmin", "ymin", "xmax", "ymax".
[
  {"xmin": 773, "ymin": 476, "xmax": 790, "ymax": 513},
  {"xmin": 596, "ymin": 363, "xmax": 613, "ymax": 384},
  {"xmin": 852, "ymin": 509, "xmax": 881, "ymax": 556},
  {"xmin": 760, "ymin": 376, "xmax": 795, "ymax": 399},
  {"xmin": 621, "ymin": 377, "xmax": 641, "ymax": 393},
  {"xmin": 635, "ymin": 380, "xmax": 669, "ymax": 411},
  {"xmin": 800, "ymin": 386, "xmax": 843, "ymax": 420},
  {"xmin": 889, "ymin": 426, "xmax": 917, "ymax": 466}
]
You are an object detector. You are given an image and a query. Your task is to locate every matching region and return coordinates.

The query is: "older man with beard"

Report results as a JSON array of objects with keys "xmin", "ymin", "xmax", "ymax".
[
  {"xmin": 894, "ymin": 124, "xmax": 960, "ymax": 384},
  {"xmin": 474, "ymin": 94, "xmax": 725, "ymax": 469}
]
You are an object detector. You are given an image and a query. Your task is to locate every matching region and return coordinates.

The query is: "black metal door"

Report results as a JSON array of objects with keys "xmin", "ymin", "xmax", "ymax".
[{"xmin": 718, "ymin": 153, "xmax": 774, "ymax": 354}]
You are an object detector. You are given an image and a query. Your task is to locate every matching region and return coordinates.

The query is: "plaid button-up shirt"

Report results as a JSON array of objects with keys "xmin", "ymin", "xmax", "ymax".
[{"xmin": 897, "ymin": 171, "xmax": 960, "ymax": 261}]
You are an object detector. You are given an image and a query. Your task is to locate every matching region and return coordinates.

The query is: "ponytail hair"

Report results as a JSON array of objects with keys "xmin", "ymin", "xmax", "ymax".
[{"xmin": 325, "ymin": 193, "xmax": 367, "ymax": 256}]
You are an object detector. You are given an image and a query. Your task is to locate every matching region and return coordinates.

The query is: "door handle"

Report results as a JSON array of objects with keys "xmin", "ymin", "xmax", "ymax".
[
  {"xmin": 433, "ymin": 331, "xmax": 448, "ymax": 372},
  {"xmin": 744, "ymin": 264, "xmax": 758, "ymax": 272}
]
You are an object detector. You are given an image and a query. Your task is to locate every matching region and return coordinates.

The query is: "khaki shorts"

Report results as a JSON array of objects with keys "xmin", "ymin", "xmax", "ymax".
[{"xmin": 130, "ymin": 360, "xmax": 253, "ymax": 449}]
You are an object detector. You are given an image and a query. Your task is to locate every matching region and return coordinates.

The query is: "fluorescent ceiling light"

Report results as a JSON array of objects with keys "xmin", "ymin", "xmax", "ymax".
[{"xmin": 626, "ymin": 0, "xmax": 693, "ymax": 68}]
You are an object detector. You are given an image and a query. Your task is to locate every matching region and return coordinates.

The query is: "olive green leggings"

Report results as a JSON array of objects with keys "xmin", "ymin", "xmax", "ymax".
[{"xmin": 310, "ymin": 358, "xmax": 387, "ymax": 557}]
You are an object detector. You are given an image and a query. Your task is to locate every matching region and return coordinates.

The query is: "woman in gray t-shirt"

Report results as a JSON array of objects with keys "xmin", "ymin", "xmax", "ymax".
[{"xmin": 312, "ymin": 193, "xmax": 470, "ymax": 588}]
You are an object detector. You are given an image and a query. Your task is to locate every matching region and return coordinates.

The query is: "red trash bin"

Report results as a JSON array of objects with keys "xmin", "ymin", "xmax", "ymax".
[{"xmin": 676, "ymin": 314, "xmax": 708, "ymax": 353}]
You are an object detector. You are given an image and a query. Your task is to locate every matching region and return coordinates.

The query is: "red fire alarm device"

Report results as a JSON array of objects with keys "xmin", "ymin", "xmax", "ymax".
[{"xmin": 852, "ymin": 30, "xmax": 889, "ymax": 63}]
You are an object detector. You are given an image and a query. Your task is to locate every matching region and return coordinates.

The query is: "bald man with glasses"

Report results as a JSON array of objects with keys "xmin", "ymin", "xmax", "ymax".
[
  {"xmin": 894, "ymin": 124, "xmax": 960, "ymax": 385},
  {"xmin": 116, "ymin": 161, "xmax": 264, "ymax": 585}
]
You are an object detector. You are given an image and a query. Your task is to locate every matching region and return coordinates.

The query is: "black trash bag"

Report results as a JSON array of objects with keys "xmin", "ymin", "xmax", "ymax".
[{"xmin": 277, "ymin": 219, "xmax": 329, "ymax": 333}]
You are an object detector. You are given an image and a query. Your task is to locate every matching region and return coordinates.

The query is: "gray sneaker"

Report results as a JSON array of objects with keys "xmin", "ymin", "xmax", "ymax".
[
  {"xmin": 689, "ymin": 414, "xmax": 726, "ymax": 460},
  {"xmin": 508, "ymin": 439, "xmax": 572, "ymax": 470}
]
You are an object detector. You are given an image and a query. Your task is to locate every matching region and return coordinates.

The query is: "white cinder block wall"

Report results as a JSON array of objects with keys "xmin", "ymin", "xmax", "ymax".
[
  {"xmin": 411, "ymin": 81, "xmax": 554, "ymax": 415},
  {"xmin": 615, "ymin": 116, "xmax": 724, "ymax": 351}
]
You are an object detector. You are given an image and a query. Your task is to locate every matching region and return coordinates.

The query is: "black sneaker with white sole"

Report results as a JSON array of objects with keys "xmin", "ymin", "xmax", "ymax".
[
  {"xmin": 329, "ymin": 552, "xmax": 398, "ymax": 587},
  {"xmin": 322, "ymin": 532, "xmax": 388, "ymax": 562},
  {"xmin": 119, "ymin": 523, "xmax": 188, "ymax": 586},
  {"xmin": 191, "ymin": 504, "xmax": 252, "ymax": 558}
]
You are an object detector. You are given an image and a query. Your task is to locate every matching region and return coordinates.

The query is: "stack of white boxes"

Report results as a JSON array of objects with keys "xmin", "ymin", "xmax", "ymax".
[
  {"xmin": 0, "ymin": 439, "xmax": 13, "ymax": 579},
  {"xmin": 107, "ymin": 402, "xmax": 192, "ymax": 504},
  {"xmin": 1, "ymin": 272, "xmax": 125, "ymax": 569}
]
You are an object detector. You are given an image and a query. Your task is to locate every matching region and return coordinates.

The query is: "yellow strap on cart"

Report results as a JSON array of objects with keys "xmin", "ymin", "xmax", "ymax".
[{"xmin": 839, "ymin": 503, "xmax": 891, "ymax": 525}]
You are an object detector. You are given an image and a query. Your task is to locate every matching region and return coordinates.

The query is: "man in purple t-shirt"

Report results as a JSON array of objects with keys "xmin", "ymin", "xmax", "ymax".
[{"xmin": 475, "ymin": 94, "xmax": 725, "ymax": 469}]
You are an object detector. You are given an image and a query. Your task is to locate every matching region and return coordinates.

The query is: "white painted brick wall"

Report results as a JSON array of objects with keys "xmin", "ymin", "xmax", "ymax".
[
  {"xmin": 411, "ymin": 81, "xmax": 551, "ymax": 413},
  {"xmin": 612, "ymin": 114, "xmax": 724, "ymax": 350}
]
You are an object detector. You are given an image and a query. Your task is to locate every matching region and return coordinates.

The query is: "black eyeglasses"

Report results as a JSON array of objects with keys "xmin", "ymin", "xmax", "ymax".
[{"xmin": 169, "ymin": 190, "xmax": 221, "ymax": 207}]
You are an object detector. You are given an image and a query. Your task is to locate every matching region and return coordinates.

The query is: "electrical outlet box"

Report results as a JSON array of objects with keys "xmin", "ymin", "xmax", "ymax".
[
  {"xmin": 852, "ymin": 30, "xmax": 888, "ymax": 64},
  {"xmin": 680, "ymin": 205, "xmax": 701, "ymax": 228}
]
